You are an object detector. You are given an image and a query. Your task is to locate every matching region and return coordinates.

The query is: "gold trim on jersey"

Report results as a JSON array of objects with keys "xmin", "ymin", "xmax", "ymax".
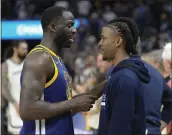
[
  {"xmin": 28, "ymin": 46, "xmax": 58, "ymax": 88},
  {"xmin": 44, "ymin": 56, "xmax": 58, "ymax": 88},
  {"xmin": 28, "ymin": 48, "xmax": 44, "ymax": 55},
  {"xmin": 36, "ymin": 45, "xmax": 59, "ymax": 59},
  {"xmin": 37, "ymin": 44, "xmax": 63, "ymax": 65},
  {"xmin": 64, "ymin": 71, "xmax": 72, "ymax": 100},
  {"xmin": 36, "ymin": 44, "xmax": 73, "ymax": 100}
]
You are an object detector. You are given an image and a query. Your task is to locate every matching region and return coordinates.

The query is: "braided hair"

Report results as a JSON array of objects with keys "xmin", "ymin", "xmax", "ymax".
[{"xmin": 107, "ymin": 17, "xmax": 139, "ymax": 55}]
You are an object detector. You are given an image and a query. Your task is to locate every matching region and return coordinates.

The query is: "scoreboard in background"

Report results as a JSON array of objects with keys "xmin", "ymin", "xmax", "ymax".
[{"xmin": 2, "ymin": 19, "xmax": 88, "ymax": 40}]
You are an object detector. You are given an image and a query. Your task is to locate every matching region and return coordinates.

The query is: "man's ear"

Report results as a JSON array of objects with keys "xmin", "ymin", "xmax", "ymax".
[
  {"xmin": 115, "ymin": 37, "xmax": 123, "ymax": 47},
  {"xmin": 48, "ymin": 23, "xmax": 57, "ymax": 33}
]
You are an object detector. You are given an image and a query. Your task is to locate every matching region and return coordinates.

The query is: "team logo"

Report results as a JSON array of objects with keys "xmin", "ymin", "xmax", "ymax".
[
  {"xmin": 64, "ymin": 71, "xmax": 72, "ymax": 100},
  {"xmin": 101, "ymin": 94, "xmax": 106, "ymax": 106}
]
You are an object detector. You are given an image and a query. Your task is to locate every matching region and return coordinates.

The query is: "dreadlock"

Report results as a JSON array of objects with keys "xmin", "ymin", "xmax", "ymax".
[{"xmin": 107, "ymin": 17, "xmax": 139, "ymax": 55}]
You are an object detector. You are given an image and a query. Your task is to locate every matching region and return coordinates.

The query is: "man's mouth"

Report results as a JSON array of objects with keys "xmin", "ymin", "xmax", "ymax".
[{"xmin": 69, "ymin": 36, "xmax": 74, "ymax": 43}]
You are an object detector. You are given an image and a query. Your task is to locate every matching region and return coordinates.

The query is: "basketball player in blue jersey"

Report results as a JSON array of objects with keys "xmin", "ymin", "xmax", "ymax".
[{"xmin": 19, "ymin": 6, "xmax": 106, "ymax": 135}]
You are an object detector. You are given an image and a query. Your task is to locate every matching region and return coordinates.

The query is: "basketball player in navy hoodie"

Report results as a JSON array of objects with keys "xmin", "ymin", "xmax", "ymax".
[
  {"xmin": 98, "ymin": 17, "xmax": 172, "ymax": 135},
  {"xmin": 98, "ymin": 17, "xmax": 150, "ymax": 135}
]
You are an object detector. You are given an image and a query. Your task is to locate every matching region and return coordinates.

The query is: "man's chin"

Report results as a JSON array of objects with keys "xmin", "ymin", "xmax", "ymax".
[
  {"xmin": 64, "ymin": 44, "xmax": 71, "ymax": 48},
  {"xmin": 69, "ymin": 38, "xmax": 74, "ymax": 43},
  {"xmin": 102, "ymin": 56, "xmax": 108, "ymax": 61},
  {"xmin": 19, "ymin": 56, "xmax": 26, "ymax": 61},
  {"xmin": 63, "ymin": 40, "xmax": 73, "ymax": 48},
  {"xmin": 102, "ymin": 56, "xmax": 113, "ymax": 61}
]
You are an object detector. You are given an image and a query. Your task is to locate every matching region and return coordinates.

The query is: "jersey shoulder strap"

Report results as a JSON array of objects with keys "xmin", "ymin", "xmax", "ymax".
[{"xmin": 28, "ymin": 45, "xmax": 59, "ymax": 88}]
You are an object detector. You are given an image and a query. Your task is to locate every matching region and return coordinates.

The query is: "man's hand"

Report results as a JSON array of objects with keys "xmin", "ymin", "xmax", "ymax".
[
  {"xmin": 71, "ymin": 95, "xmax": 97, "ymax": 113},
  {"xmin": 161, "ymin": 120, "xmax": 167, "ymax": 131}
]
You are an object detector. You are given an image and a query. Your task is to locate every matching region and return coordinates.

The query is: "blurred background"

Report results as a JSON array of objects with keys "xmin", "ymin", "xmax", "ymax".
[{"xmin": 1, "ymin": 0, "xmax": 172, "ymax": 134}]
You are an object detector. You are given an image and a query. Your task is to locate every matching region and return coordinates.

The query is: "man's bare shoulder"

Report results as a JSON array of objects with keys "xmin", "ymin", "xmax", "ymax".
[{"xmin": 23, "ymin": 49, "xmax": 52, "ymax": 75}]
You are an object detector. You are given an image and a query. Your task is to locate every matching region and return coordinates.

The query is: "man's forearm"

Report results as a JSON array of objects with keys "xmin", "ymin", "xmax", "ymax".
[
  {"xmin": 87, "ymin": 80, "xmax": 107, "ymax": 98},
  {"xmin": 20, "ymin": 100, "xmax": 75, "ymax": 120}
]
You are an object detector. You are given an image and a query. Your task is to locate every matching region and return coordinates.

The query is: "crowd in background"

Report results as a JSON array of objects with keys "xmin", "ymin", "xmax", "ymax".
[{"xmin": 1, "ymin": 0, "xmax": 172, "ymax": 134}]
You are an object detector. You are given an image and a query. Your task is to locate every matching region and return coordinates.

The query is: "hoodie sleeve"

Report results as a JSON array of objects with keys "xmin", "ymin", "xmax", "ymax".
[
  {"xmin": 161, "ymin": 80, "xmax": 172, "ymax": 123},
  {"xmin": 107, "ymin": 75, "xmax": 141, "ymax": 135}
]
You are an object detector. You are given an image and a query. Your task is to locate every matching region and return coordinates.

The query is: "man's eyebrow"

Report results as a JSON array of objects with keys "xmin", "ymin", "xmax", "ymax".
[{"xmin": 66, "ymin": 20, "xmax": 74, "ymax": 25}]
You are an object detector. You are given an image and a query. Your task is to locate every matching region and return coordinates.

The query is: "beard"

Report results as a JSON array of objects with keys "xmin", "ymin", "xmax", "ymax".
[
  {"xmin": 18, "ymin": 54, "xmax": 26, "ymax": 61},
  {"xmin": 54, "ymin": 34, "xmax": 72, "ymax": 48},
  {"xmin": 54, "ymin": 27, "xmax": 72, "ymax": 48}
]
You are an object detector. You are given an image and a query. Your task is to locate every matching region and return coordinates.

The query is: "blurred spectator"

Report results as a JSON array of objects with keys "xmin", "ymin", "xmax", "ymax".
[
  {"xmin": 1, "ymin": 40, "xmax": 28, "ymax": 134},
  {"xmin": 96, "ymin": 53, "xmax": 112, "ymax": 77},
  {"xmin": 133, "ymin": 1, "xmax": 154, "ymax": 34},
  {"xmin": 77, "ymin": 0, "xmax": 91, "ymax": 17},
  {"xmin": 161, "ymin": 42, "xmax": 172, "ymax": 134},
  {"xmin": 159, "ymin": 7, "xmax": 172, "ymax": 32},
  {"xmin": 162, "ymin": 42, "xmax": 172, "ymax": 85},
  {"xmin": 102, "ymin": 6, "xmax": 117, "ymax": 23},
  {"xmin": 54, "ymin": 1, "xmax": 69, "ymax": 9},
  {"xmin": 141, "ymin": 27, "xmax": 158, "ymax": 52},
  {"xmin": 142, "ymin": 50, "xmax": 169, "ymax": 78},
  {"xmin": 85, "ymin": 72, "xmax": 105, "ymax": 133}
]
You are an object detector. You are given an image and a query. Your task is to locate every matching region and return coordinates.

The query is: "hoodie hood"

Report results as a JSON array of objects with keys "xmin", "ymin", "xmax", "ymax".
[{"xmin": 112, "ymin": 59, "xmax": 150, "ymax": 83}]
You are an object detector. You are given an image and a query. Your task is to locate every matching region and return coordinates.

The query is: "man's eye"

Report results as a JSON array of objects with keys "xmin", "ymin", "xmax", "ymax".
[{"xmin": 68, "ymin": 23, "xmax": 73, "ymax": 28}]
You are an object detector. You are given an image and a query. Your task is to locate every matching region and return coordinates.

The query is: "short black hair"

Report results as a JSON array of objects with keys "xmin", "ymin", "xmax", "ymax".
[
  {"xmin": 107, "ymin": 17, "xmax": 139, "ymax": 55},
  {"xmin": 12, "ymin": 40, "xmax": 26, "ymax": 48},
  {"xmin": 41, "ymin": 6, "xmax": 68, "ymax": 31}
]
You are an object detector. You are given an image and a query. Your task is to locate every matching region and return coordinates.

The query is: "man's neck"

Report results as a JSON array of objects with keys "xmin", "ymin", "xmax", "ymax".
[
  {"xmin": 112, "ymin": 50, "xmax": 129, "ymax": 66},
  {"xmin": 11, "ymin": 55, "xmax": 22, "ymax": 64},
  {"xmin": 40, "ymin": 33, "xmax": 60, "ymax": 54}
]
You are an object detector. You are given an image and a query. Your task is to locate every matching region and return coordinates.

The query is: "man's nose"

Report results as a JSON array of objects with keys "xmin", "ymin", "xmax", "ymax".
[
  {"xmin": 98, "ymin": 41, "xmax": 102, "ymax": 49},
  {"xmin": 72, "ymin": 27, "xmax": 77, "ymax": 35}
]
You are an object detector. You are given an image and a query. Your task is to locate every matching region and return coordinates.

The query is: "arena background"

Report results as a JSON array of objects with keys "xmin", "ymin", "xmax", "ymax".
[{"xmin": 1, "ymin": 0, "xmax": 172, "ymax": 134}]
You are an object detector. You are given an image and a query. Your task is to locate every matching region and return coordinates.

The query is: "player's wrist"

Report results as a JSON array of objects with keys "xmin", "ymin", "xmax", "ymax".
[{"xmin": 68, "ymin": 98, "xmax": 77, "ymax": 109}]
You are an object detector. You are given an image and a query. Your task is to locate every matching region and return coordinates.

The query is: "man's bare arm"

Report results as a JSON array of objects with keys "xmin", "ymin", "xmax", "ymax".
[
  {"xmin": 86, "ymin": 80, "xmax": 107, "ymax": 98},
  {"xmin": 73, "ymin": 74, "xmax": 107, "ymax": 99},
  {"xmin": 20, "ymin": 50, "xmax": 96, "ymax": 120},
  {"xmin": 73, "ymin": 80, "xmax": 107, "ymax": 98},
  {"xmin": 2, "ymin": 62, "xmax": 16, "ymax": 104}
]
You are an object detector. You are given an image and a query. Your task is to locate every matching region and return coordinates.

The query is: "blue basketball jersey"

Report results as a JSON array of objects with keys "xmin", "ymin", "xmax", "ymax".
[{"xmin": 20, "ymin": 45, "xmax": 74, "ymax": 135}]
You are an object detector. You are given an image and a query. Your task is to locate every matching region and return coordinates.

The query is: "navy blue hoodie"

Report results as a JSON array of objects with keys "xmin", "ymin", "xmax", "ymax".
[
  {"xmin": 98, "ymin": 56, "xmax": 172, "ymax": 134},
  {"xmin": 98, "ymin": 57, "xmax": 150, "ymax": 135},
  {"xmin": 131, "ymin": 56, "xmax": 172, "ymax": 134}
]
